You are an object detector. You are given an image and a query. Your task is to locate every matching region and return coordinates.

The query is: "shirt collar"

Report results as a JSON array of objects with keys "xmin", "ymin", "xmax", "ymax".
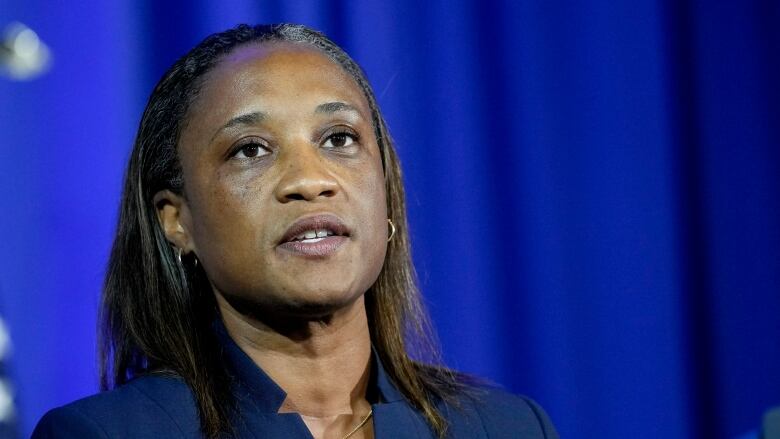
[{"xmin": 214, "ymin": 318, "xmax": 405, "ymax": 414}]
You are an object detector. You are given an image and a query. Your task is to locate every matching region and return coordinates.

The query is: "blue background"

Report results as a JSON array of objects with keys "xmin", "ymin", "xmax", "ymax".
[{"xmin": 1, "ymin": 1, "xmax": 779, "ymax": 438}]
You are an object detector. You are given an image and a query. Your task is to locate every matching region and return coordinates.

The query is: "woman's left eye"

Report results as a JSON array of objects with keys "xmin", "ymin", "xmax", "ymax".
[{"xmin": 322, "ymin": 132, "xmax": 356, "ymax": 149}]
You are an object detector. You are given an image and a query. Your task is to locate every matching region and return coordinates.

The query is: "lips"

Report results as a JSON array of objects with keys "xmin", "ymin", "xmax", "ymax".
[{"xmin": 277, "ymin": 214, "xmax": 350, "ymax": 257}]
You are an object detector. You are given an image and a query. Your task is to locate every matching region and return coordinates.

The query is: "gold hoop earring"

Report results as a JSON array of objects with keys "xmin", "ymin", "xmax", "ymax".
[{"xmin": 387, "ymin": 219, "xmax": 396, "ymax": 242}]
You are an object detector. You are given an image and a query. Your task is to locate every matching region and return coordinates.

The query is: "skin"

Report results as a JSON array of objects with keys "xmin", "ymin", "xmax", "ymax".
[{"xmin": 154, "ymin": 42, "xmax": 388, "ymax": 439}]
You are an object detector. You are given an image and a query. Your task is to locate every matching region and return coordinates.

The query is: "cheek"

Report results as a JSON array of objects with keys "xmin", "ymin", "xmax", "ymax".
[
  {"xmin": 366, "ymin": 177, "xmax": 388, "ymax": 233},
  {"xmin": 186, "ymin": 172, "xmax": 272, "ymax": 281},
  {"xmin": 355, "ymin": 161, "xmax": 389, "ymax": 272}
]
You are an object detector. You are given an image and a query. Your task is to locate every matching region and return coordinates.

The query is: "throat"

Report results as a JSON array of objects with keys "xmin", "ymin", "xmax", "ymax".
[
  {"xmin": 296, "ymin": 406, "xmax": 375, "ymax": 439},
  {"xmin": 217, "ymin": 292, "xmax": 375, "ymax": 436},
  {"xmin": 275, "ymin": 352, "xmax": 373, "ymax": 417},
  {"xmin": 278, "ymin": 361, "xmax": 374, "ymax": 439}
]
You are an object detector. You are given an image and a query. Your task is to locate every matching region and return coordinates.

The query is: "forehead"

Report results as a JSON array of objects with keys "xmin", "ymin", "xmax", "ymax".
[{"xmin": 190, "ymin": 42, "xmax": 369, "ymax": 119}]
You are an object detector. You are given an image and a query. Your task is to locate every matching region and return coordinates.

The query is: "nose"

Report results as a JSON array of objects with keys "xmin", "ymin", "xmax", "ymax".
[{"xmin": 274, "ymin": 147, "xmax": 339, "ymax": 203}]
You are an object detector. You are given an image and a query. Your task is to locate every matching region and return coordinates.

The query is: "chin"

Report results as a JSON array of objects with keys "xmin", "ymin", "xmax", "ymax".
[
  {"xmin": 278, "ymin": 299, "xmax": 351, "ymax": 320},
  {"xmin": 223, "ymin": 287, "xmax": 363, "ymax": 323}
]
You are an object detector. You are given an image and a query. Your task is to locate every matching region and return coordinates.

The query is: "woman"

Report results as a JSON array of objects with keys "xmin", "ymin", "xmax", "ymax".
[{"xmin": 32, "ymin": 24, "xmax": 558, "ymax": 439}]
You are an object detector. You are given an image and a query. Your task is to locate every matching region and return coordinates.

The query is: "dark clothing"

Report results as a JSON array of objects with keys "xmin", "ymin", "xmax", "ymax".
[{"xmin": 32, "ymin": 324, "xmax": 558, "ymax": 438}]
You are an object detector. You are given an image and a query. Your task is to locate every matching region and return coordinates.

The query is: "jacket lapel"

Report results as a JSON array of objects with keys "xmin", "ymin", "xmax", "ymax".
[
  {"xmin": 229, "ymin": 413, "xmax": 313, "ymax": 439},
  {"xmin": 215, "ymin": 319, "xmax": 434, "ymax": 438},
  {"xmin": 373, "ymin": 402, "xmax": 432, "ymax": 439}
]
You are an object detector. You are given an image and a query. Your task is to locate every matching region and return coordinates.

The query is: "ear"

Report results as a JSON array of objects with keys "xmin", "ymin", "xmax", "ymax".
[{"xmin": 153, "ymin": 189, "xmax": 196, "ymax": 254}]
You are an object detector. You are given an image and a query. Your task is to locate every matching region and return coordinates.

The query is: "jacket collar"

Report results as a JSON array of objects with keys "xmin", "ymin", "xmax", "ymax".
[{"xmin": 214, "ymin": 318, "xmax": 405, "ymax": 414}]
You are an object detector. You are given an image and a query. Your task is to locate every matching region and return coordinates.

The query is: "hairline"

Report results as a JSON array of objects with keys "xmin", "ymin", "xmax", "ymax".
[{"xmin": 177, "ymin": 39, "xmax": 382, "ymax": 156}]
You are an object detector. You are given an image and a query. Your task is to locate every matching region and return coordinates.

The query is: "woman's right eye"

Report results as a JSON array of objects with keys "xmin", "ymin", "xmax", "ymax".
[{"xmin": 231, "ymin": 141, "xmax": 270, "ymax": 159}]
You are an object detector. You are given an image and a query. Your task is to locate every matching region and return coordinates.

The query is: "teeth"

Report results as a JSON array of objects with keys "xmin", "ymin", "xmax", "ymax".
[{"xmin": 294, "ymin": 229, "xmax": 334, "ymax": 242}]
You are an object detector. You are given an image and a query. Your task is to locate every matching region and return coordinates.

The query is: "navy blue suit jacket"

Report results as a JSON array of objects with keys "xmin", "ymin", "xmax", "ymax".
[{"xmin": 33, "ymin": 324, "xmax": 558, "ymax": 438}]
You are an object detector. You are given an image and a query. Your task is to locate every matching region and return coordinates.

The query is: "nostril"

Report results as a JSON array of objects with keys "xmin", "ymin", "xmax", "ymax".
[
  {"xmin": 320, "ymin": 189, "xmax": 335, "ymax": 197},
  {"xmin": 285, "ymin": 193, "xmax": 306, "ymax": 201}
]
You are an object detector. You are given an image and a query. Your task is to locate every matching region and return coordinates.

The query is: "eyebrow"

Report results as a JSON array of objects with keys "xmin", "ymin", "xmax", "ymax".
[
  {"xmin": 315, "ymin": 101, "xmax": 362, "ymax": 117},
  {"xmin": 211, "ymin": 111, "xmax": 266, "ymax": 143},
  {"xmin": 210, "ymin": 102, "xmax": 364, "ymax": 143}
]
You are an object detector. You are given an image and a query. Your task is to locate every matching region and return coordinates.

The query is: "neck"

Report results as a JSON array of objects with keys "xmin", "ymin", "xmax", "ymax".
[{"xmin": 216, "ymin": 293, "xmax": 373, "ymax": 418}]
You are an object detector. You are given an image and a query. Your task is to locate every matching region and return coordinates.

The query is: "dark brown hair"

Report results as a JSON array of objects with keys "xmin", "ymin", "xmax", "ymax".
[{"xmin": 100, "ymin": 23, "xmax": 460, "ymax": 437}]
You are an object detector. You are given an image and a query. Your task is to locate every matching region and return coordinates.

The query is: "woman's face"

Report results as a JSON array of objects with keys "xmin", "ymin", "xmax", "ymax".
[{"xmin": 163, "ymin": 42, "xmax": 388, "ymax": 318}]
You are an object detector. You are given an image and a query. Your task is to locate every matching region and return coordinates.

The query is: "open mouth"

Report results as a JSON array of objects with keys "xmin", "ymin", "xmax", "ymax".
[
  {"xmin": 287, "ymin": 228, "xmax": 341, "ymax": 244},
  {"xmin": 278, "ymin": 214, "xmax": 350, "ymax": 256}
]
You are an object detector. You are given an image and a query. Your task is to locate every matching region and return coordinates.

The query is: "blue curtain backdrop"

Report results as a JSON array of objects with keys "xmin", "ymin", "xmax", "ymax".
[{"xmin": 1, "ymin": 1, "xmax": 778, "ymax": 438}]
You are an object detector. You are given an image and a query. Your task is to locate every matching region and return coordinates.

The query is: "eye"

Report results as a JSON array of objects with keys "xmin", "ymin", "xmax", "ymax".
[
  {"xmin": 230, "ymin": 140, "xmax": 270, "ymax": 159},
  {"xmin": 322, "ymin": 131, "xmax": 357, "ymax": 149}
]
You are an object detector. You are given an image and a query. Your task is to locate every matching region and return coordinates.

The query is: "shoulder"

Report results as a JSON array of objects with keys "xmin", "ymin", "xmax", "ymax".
[
  {"xmin": 441, "ymin": 385, "xmax": 559, "ymax": 439},
  {"xmin": 32, "ymin": 375, "xmax": 200, "ymax": 439}
]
